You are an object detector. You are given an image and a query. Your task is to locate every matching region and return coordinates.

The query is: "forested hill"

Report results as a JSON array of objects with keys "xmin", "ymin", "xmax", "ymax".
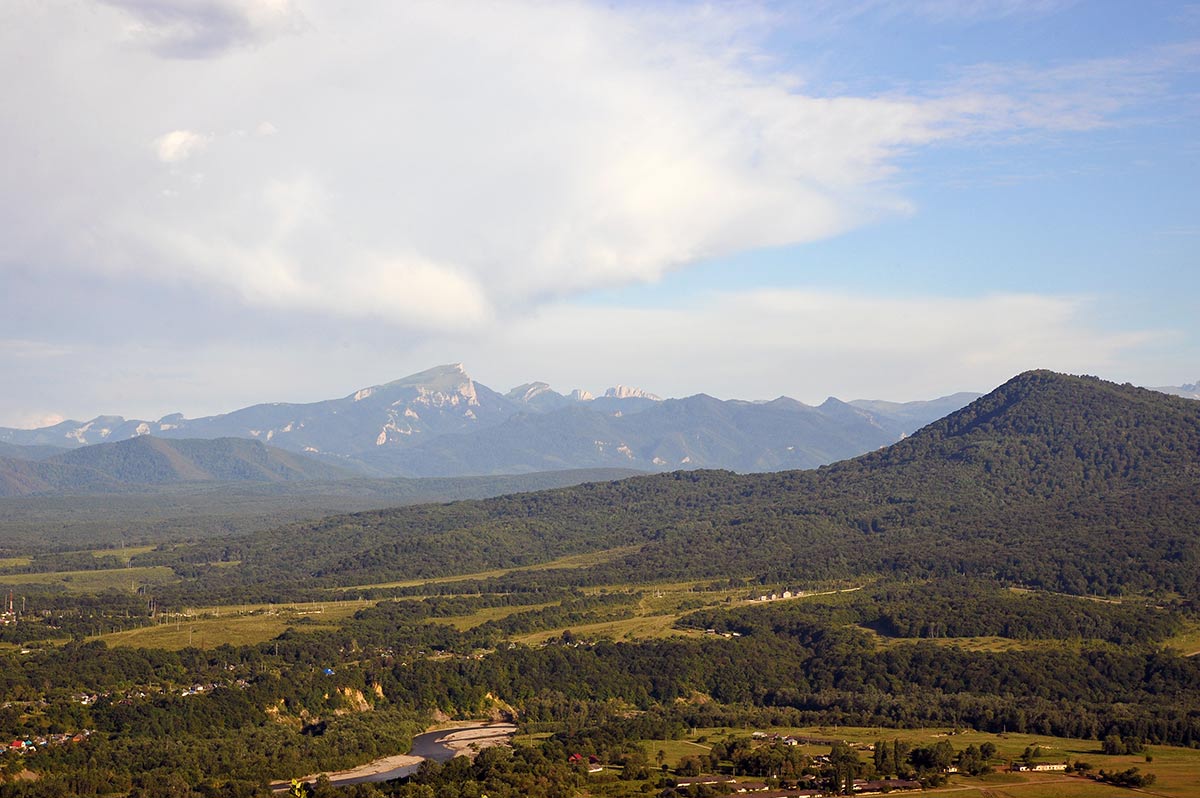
[
  {"xmin": 163, "ymin": 371, "xmax": 1200, "ymax": 601},
  {"xmin": 846, "ymin": 369, "xmax": 1200, "ymax": 490},
  {"xmin": 0, "ymin": 437, "xmax": 350, "ymax": 496}
]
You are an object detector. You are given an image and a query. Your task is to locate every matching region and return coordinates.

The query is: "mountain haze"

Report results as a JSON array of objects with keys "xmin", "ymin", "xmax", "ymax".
[
  {"xmin": 0, "ymin": 437, "xmax": 349, "ymax": 497},
  {"xmin": 1154, "ymin": 380, "xmax": 1200, "ymax": 400},
  {"xmin": 0, "ymin": 365, "xmax": 980, "ymax": 478}
]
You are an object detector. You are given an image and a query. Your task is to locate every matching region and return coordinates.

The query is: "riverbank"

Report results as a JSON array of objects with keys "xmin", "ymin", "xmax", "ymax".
[
  {"xmin": 271, "ymin": 722, "xmax": 517, "ymax": 791},
  {"xmin": 273, "ymin": 752, "xmax": 425, "ymax": 791},
  {"xmin": 435, "ymin": 723, "xmax": 518, "ymax": 756}
]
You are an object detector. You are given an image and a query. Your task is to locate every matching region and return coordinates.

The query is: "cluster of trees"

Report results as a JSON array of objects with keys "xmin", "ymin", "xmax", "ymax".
[
  {"xmin": 1101, "ymin": 733, "xmax": 1146, "ymax": 755},
  {"xmin": 1096, "ymin": 767, "xmax": 1156, "ymax": 787},
  {"xmin": 862, "ymin": 579, "xmax": 1180, "ymax": 644},
  {"xmin": 682, "ymin": 577, "xmax": 1182, "ymax": 646}
]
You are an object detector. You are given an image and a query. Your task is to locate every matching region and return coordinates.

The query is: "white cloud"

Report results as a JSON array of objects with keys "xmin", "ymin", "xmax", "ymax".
[
  {"xmin": 0, "ymin": 287, "xmax": 1169, "ymax": 427},
  {"xmin": 101, "ymin": 0, "xmax": 307, "ymax": 58},
  {"xmin": 0, "ymin": 1, "xmax": 957, "ymax": 331},
  {"xmin": 153, "ymin": 129, "xmax": 210, "ymax": 162},
  {"xmin": 0, "ymin": 339, "xmax": 74, "ymax": 359},
  {"xmin": 0, "ymin": 0, "xmax": 1191, "ymax": 420},
  {"xmin": 446, "ymin": 289, "xmax": 1167, "ymax": 404}
]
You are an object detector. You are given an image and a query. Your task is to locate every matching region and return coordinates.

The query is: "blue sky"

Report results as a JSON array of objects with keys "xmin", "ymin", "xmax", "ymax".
[{"xmin": 0, "ymin": 0, "xmax": 1197, "ymax": 427}]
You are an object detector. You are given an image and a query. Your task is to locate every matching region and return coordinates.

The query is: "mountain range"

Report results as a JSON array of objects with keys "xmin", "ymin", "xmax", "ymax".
[
  {"xmin": 1155, "ymin": 380, "xmax": 1200, "ymax": 400},
  {"xmin": 0, "ymin": 364, "xmax": 980, "ymax": 482},
  {"xmin": 0, "ymin": 437, "xmax": 351, "ymax": 497},
  {"xmin": 194, "ymin": 370, "xmax": 1200, "ymax": 600}
]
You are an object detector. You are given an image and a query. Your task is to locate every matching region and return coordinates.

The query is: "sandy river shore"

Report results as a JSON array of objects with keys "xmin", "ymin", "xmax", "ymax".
[
  {"xmin": 271, "ymin": 722, "xmax": 517, "ymax": 791},
  {"xmin": 434, "ymin": 723, "xmax": 518, "ymax": 754}
]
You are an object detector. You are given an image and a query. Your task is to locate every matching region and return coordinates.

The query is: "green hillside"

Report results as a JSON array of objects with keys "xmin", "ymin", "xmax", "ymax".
[
  {"xmin": 48, "ymin": 436, "xmax": 351, "ymax": 484},
  {"xmin": 160, "ymin": 371, "xmax": 1200, "ymax": 600}
]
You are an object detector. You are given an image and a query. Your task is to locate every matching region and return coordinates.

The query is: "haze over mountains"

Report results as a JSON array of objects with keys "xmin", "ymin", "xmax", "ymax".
[
  {"xmin": 0, "ymin": 437, "xmax": 351, "ymax": 498},
  {"xmin": 0, "ymin": 364, "xmax": 981, "ymax": 482},
  {"xmin": 1156, "ymin": 380, "xmax": 1200, "ymax": 400}
]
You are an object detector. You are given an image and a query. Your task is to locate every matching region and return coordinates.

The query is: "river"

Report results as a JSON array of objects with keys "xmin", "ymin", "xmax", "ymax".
[{"xmin": 273, "ymin": 722, "xmax": 517, "ymax": 790}]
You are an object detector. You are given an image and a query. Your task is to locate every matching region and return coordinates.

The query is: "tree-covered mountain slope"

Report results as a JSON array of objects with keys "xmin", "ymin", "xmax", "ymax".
[
  {"xmin": 0, "ymin": 456, "xmax": 122, "ymax": 497},
  {"xmin": 162, "ymin": 371, "xmax": 1200, "ymax": 600},
  {"xmin": 0, "ymin": 437, "xmax": 351, "ymax": 496},
  {"xmin": 46, "ymin": 436, "xmax": 351, "ymax": 484}
]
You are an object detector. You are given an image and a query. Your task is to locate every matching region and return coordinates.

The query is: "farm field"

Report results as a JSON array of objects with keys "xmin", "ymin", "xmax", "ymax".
[
  {"xmin": 90, "ymin": 544, "xmax": 157, "ymax": 562},
  {"xmin": 639, "ymin": 726, "xmax": 1200, "ymax": 798},
  {"xmin": 100, "ymin": 599, "xmax": 373, "ymax": 649},
  {"xmin": 335, "ymin": 545, "xmax": 645, "ymax": 591},
  {"xmin": 0, "ymin": 565, "xmax": 178, "ymax": 593}
]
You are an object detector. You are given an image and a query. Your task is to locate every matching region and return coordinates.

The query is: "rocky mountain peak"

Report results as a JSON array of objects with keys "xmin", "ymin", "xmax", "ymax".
[
  {"xmin": 506, "ymin": 382, "xmax": 555, "ymax": 403},
  {"xmin": 604, "ymin": 385, "xmax": 661, "ymax": 401}
]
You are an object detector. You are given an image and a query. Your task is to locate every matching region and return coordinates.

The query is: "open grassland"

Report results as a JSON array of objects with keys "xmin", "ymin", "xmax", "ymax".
[
  {"xmin": 925, "ymin": 779, "xmax": 1150, "ymax": 798},
  {"xmin": 513, "ymin": 581, "xmax": 868, "ymax": 644},
  {"xmin": 0, "ymin": 556, "xmax": 32, "ymax": 568},
  {"xmin": 1165, "ymin": 620, "xmax": 1200, "ymax": 657},
  {"xmin": 857, "ymin": 626, "xmax": 1070, "ymax": 654},
  {"xmin": 0, "ymin": 565, "xmax": 178, "ymax": 593},
  {"xmin": 100, "ymin": 599, "xmax": 373, "ymax": 650},
  {"xmin": 90, "ymin": 544, "xmax": 157, "ymax": 562},
  {"xmin": 436, "ymin": 602, "xmax": 558, "ymax": 630},
  {"xmin": 337, "ymin": 545, "xmax": 645, "ymax": 591},
  {"xmin": 639, "ymin": 725, "xmax": 1200, "ymax": 798},
  {"xmin": 514, "ymin": 611, "xmax": 702, "ymax": 644}
]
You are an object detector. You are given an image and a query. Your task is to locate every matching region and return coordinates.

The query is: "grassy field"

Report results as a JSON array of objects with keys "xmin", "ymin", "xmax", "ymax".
[
  {"xmin": 638, "ymin": 725, "xmax": 1200, "ymax": 798},
  {"xmin": 514, "ymin": 612, "xmax": 703, "ymax": 644},
  {"xmin": 337, "ymin": 545, "xmax": 645, "ymax": 591},
  {"xmin": 1165, "ymin": 620, "xmax": 1200, "ymax": 657},
  {"xmin": 856, "ymin": 625, "xmax": 1069, "ymax": 654},
  {"xmin": 0, "ymin": 565, "xmax": 179, "ymax": 593},
  {"xmin": 100, "ymin": 599, "xmax": 373, "ymax": 649},
  {"xmin": 90, "ymin": 544, "xmax": 157, "ymax": 562},
  {"xmin": 0, "ymin": 556, "xmax": 32, "ymax": 568},
  {"xmin": 435, "ymin": 602, "xmax": 559, "ymax": 631},
  {"xmin": 512, "ymin": 582, "xmax": 871, "ymax": 645}
]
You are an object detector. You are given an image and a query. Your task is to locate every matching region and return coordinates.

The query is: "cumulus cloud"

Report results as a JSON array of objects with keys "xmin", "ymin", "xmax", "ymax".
[
  {"xmin": 154, "ymin": 129, "xmax": 210, "ymax": 162},
  {"xmin": 0, "ymin": 1, "xmax": 1189, "ymax": 347},
  {"xmin": 0, "ymin": 0, "xmax": 952, "ymax": 331}
]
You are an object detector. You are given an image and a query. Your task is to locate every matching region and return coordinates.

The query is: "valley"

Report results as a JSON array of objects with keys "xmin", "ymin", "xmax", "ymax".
[{"xmin": 0, "ymin": 372, "xmax": 1198, "ymax": 798}]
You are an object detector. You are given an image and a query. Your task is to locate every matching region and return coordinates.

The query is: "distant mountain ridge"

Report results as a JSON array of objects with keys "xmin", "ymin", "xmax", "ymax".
[
  {"xmin": 1154, "ymin": 380, "xmax": 1200, "ymax": 400},
  {"xmin": 0, "ymin": 437, "xmax": 350, "ymax": 497},
  {"xmin": 0, "ymin": 364, "xmax": 982, "ymax": 478},
  {"xmin": 189, "ymin": 370, "xmax": 1200, "ymax": 601}
]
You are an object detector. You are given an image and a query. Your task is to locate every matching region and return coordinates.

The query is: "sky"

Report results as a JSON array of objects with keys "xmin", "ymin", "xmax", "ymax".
[{"xmin": 1, "ymin": 0, "xmax": 1198, "ymax": 427}]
